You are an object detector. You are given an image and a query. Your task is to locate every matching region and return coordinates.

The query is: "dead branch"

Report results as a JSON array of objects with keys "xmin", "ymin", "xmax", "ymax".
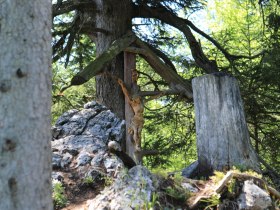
[{"xmin": 188, "ymin": 171, "xmax": 280, "ymax": 209}]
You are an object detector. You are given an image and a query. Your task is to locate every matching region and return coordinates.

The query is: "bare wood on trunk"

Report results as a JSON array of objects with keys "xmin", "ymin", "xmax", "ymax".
[{"xmin": 192, "ymin": 73, "xmax": 260, "ymax": 175}]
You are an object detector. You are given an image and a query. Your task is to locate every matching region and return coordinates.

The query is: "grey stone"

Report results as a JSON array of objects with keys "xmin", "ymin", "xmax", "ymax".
[
  {"xmin": 52, "ymin": 172, "xmax": 64, "ymax": 182},
  {"xmin": 61, "ymin": 153, "xmax": 73, "ymax": 168},
  {"xmin": 52, "ymin": 127, "xmax": 62, "ymax": 139},
  {"xmin": 84, "ymin": 101, "xmax": 107, "ymax": 111},
  {"xmin": 181, "ymin": 183, "xmax": 198, "ymax": 193},
  {"xmin": 55, "ymin": 109, "xmax": 79, "ymax": 126},
  {"xmin": 88, "ymin": 166, "xmax": 156, "ymax": 210},
  {"xmin": 52, "ymin": 153, "xmax": 62, "ymax": 169},
  {"xmin": 87, "ymin": 169, "xmax": 103, "ymax": 182},
  {"xmin": 237, "ymin": 180, "xmax": 272, "ymax": 210},
  {"xmin": 91, "ymin": 152, "xmax": 106, "ymax": 167},
  {"xmin": 104, "ymin": 156, "xmax": 121, "ymax": 170},
  {"xmin": 182, "ymin": 161, "xmax": 199, "ymax": 178},
  {"xmin": 76, "ymin": 152, "xmax": 92, "ymax": 167}
]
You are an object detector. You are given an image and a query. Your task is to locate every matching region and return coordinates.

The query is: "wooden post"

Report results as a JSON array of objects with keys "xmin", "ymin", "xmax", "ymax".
[
  {"xmin": 192, "ymin": 73, "xmax": 260, "ymax": 175},
  {"xmin": 124, "ymin": 52, "xmax": 136, "ymax": 160}
]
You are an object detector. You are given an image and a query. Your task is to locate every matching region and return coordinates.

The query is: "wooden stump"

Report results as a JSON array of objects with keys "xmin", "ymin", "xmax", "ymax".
[{"xmin": 192, "ymin": 73, "xmax": 260, "ymax": 175}]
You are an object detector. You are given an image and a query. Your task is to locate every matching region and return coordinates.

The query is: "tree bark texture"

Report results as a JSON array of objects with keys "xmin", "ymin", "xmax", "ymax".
[
  {"xmin": 0, "ymin": 1, "xmax": 52, "ymax": 210},
  {"xmin": 192, "ymin": 74, "xmax": 260, "ymax": 175},
  {"xmin": 94, "ymin": 0, "xmax": 132, "ymax": 119}
]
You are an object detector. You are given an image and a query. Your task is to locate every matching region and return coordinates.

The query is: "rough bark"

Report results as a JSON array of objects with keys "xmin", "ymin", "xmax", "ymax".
[
  {"xmin": 192, "ymin": 73, "xmax": 260, "ymax": 176},
  {"xmin": 0, "ymin": 0, "xmax": 52, "ymax": 209},
  {"xmin": 94, "ymin": 0, "xmax": 133, "ymax": 119}
]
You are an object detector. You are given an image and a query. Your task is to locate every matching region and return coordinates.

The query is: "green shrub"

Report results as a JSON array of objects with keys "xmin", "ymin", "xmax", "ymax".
[{"xmin": 53, "ymin": 182, "xmax": 67, "ymax": 209}]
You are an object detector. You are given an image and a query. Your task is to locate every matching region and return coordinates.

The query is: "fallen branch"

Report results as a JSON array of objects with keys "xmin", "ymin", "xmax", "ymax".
[{"xmin": 188, "ymin": 171, "xmax": 280, "ymax": 209}]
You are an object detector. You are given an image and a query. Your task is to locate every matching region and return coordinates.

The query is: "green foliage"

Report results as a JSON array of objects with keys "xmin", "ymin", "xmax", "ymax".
[
  {"xmin": 210, "ymin": 171, "xmax": 226, "ymax": 184},
  {"xmin": 51, "ymin": 0, "xmax": 280, "ymax": 178},
  {"xmin": 227, "ymin": 179, "xmax": 236, "ymax": 194},
  {"xmin": 102, "ymin": 175, "xmax": 114, "ymax": 186},
  {"xmin": 205, "ymin": 0, "xmax": 280, "ymax": 175},
  {"xmin": 83, "ymin": 176, "xmax": 94, "ymax": 185},
  {"xmin": 165, "ymin": 185, "xmax": 188, "ymax": 202},
  {"xmin": 200, "ymin": 193, "xmax": 221, "ymax": 209},
  {"xmin": 51, "ymin": 63, "xmax": 95, "ymax": 124},
  {"xmin": 52, "ymin": 182, "xmax": 68, "ymax": 209}
]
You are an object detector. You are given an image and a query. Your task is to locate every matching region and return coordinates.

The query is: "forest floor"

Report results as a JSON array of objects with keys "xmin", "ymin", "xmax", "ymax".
[{"xmin": 54, "ymin": 169, "xmax": 105, "ymax": 210}]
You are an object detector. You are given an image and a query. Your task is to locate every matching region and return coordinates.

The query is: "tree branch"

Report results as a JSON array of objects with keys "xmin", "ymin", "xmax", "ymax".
[
  {"xmin": 133, "ymin": 4, "xmax": 217, "ymax": 73},
  {"xmin": 133, "ymin": 4, "xmax": 265, "ymax": 71},
  {"xmin": 145, "ymin": 43, "xmax": 177, "ymax": 72},
  {"xmin": 60, "ymin": 31, "xmax": 137, "ymax": 92},
  {"xmin": 139, "ymin": 90, "xmax": 181, "ymax": 97},
  {"xmin": 184, "ymin": 19, "xmax": 266, "ymax": 61},
  {"xmin": 52, "ymin": 0, "xmax": 95, "ymax": 18},
  {"xmin": 126, "ymin": 39, "xmax": 193, "ymax": 99},
  {"xmin": 53, "ymin": 15, "xmax": 81, "ymax": 63}
]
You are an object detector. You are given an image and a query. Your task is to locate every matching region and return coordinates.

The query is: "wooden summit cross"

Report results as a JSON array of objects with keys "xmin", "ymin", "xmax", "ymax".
[
  {"xmin": 62, "ymin": 32, "xmax": 261, "ymax": 174},
  {"xmin": 123, "ymin": 52, "xmax": 137, "ymax": 162}
]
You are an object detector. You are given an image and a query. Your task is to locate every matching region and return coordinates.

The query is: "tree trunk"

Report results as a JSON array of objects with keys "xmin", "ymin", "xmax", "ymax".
[
  {"xmin": 94, "ymin": 0, "xmax": 132, "ymax": 119},
  {"xmin": 192, "ymin": 73, "xmax": 260, "ymax": 176},
  {"xmin": 0, "ymin": 0, "xmax": 52, "ymax": 209}
]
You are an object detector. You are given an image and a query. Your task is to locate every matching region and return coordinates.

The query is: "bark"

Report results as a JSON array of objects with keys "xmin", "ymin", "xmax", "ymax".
[
  {"xmin": 94, "ymin": 0, "xmax": 133, "ymax": 119},
  {"xmin": 0, "ymin": 0, "xmax": 52, "ymax": 210},
  {"xmin": 192, "ymin": 73, "xmax": 260, "ymax": 176}
]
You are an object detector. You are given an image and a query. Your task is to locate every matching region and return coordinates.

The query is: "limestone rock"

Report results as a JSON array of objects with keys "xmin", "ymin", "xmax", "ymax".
[
  {"xmin": 181, "ymin": 183, "xmax": 198, "ymax": 193},
  {"xmin": 182, "ymin": 161, "xmax": 199, "ymax": 178},
  {"xmin": 237, "ymin": 180, "xmax": 272, "ymax": 210},
  {"xmin": 51, "ymin": 101, "xmax": 126, "ymax": 196},
  {"xmin": 87, "ymin": 166, "xmax": 156, "ymax": 210}
]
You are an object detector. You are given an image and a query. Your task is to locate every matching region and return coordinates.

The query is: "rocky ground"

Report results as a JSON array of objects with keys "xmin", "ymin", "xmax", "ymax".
[{"xmin": 51, "ymin": 101, "xmax": 279, "ymax": 210}]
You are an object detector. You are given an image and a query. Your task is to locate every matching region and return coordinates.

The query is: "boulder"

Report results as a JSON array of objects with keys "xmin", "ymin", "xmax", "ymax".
[
  {"xmin": 87, "ymin": 166, "xmax": 156, "ymax": 210},
  {"xmin": 237, "ymin": 180, "xmax": 272, "ymax": 210},
  {"xmin": 51, "ymin": 101, "xmax": 126, "ymax": 191}
]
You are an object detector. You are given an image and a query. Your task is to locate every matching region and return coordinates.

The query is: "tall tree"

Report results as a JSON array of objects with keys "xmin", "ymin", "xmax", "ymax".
[{"xmin": 0, "ymin": 0, "xmax": 52, "ymax": 209}]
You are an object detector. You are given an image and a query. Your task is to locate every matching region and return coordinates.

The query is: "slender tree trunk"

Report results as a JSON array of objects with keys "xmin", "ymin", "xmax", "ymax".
[
  {"xmin": 0, "ymin": 0, "xmax": 52, "ymax": 209},
  {"xmin": 192, "ymin": 74, "xmax": 260, "ymax": 176},
  {"xmin": 94, "ymin": 0, "xmax": 132, "ymax": 119}
]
